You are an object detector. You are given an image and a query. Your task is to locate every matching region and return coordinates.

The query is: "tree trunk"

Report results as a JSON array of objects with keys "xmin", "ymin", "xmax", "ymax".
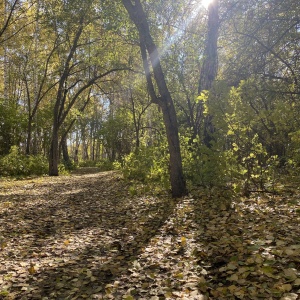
[
  {"xmin": 198, "ymin": 0, "xmax": 219, "ymax": 93},
  {"xmin": 195, "ymin": 0, "xmax": 220, "ymax": 145},
  {"xmin": 60, "ymin": 136, "xmax": 70, "ymax": 166},
  {"xmin": 122, "ymin": 0, "xmax": 187, "ymax": 197},
  {"xmin": 3, "ymin": 0, "xmax": 9, "ymax": 102},
  {"xmin": 129, "ymin": 89, "xmax": 141, "ymax": 151},
  {"xmin": 49, "ymin": 121, "xmax": 59, "ymax": 176},
  {"xmin": 48, "ymin": 64, "xmax": 128, "ymax": 175},
  {"xmin": 26, "ymin": 116, "xmax": 33, "ymax": 155}
]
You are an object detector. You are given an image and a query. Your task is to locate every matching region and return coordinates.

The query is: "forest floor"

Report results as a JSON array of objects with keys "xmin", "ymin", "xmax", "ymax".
[{"xmin": 0, "ymin": 169, "xmax": 300, "ymax": 300}]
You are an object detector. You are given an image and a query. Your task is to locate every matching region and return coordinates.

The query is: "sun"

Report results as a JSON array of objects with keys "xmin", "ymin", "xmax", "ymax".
[{"xmin": 201, "ymin": 0, "xmax": 214, "ymax": 9}]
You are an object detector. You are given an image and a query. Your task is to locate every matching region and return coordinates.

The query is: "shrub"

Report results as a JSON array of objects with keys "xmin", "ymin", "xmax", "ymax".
[
  {"xmin": 0, "ymin": 146, "xmax": 48, "ymax": 177},
  {"xmin": 181, "ymin": 138, "xmax": 228, "ymax": 188},
  {"xmin": 78, "ymin": 159, "xmax": 114, "ymax": 171},
  {"xmin": 60, "ymin": 157, "xmax": 76, "ymax": 171},
  {"xmin": 96, "ymin": 160, "xmax": 114, "ymax": 171},
  {"xmin": 79, "ymin": 160, "xmax": 98, "ymax": 167},
  {"xmin": 121, "ymin": 145, "xmax": 169, "ymax": 188}
]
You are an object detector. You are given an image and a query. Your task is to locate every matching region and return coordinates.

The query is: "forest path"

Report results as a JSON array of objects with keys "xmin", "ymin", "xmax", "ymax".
[
  {"xmin": 0, "ymin": 171, "xmax": 300, "ymax": 299},
  {"xmin": 71, "ymin": 167, "xmax": 103, "ymax": 175}
]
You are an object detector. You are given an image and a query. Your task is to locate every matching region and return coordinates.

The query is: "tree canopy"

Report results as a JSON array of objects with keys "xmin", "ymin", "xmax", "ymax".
[
  {"xmin": 1, "ymin": 1, "xmax": 300, "ymax": 299},
  {"xmin": 0, "ymin": 0, "xmax": 300, "ymax": 196}
]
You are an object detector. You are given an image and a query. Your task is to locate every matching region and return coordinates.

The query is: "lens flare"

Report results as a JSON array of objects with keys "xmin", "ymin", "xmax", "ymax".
[{"xmin": 201, "ymin": 0, "xmax": 213, "ymax": 9}]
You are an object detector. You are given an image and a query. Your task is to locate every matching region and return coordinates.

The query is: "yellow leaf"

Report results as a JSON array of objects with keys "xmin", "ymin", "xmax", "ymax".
[
  {"xmin": 227, "ymin": 262, "xmax": 238, "ymax": 270},
  {"xmin": 261, "ymin": 266, "xmax": 274, "ymax": 274},
  {"xmin": 1, "ymin": 241, "xmax": 7, "ymax": 250},
  {"xmin": 64, "ymin": 240, "xmax": 70, "ymax": 246},
  {"xmin": 174, "ymin": 272, "xmax": 184, "ymax": 279},
  {"xmin": 283, "ymin": 268, "xmax": 298, "ymax": 280},
  {"xmin": 105, "ymin": 284, "xmax": 113, "ymax": 294},
  {"xmin": 234, "ymin": 289, "xmax": 246, "ymax": 297},
  {"xmin": 227, "ymin": 129, "xmax": 235, "ymax": 136},
  {"xmin": 294, "ymin": 278, "xmax": 300, "ymax": 286},
  {"xmin": 164, "ymin": 291, "xmax": 173, "ymax": 298},
  {"xmin": 279, "ymin": 284, "xmax": 292, "ymax": 292},
  {"xmin": 228, "ymin": 285, "xmax": 237, "ymax": 293},
  {"xmin": 142, "ymin": 282, "xmax": 150, "ymax": 289},
  {"xmin": 232, "ymin": 143, "xmax": 239, "ymax": 151},
  {"xmin": 228, "ymin": 274, "xmax": 239, "ymax": 282},
  {"xmin": 181, "ymin": 237, "xmax": 187, "ymax": 247},
  {"xmin": 123, "ymin": 296, "xmax": 134, "ymax": 300},
  {"xmin": 28, "ymin": 265, "xmax": 36, "ymax": 274}
]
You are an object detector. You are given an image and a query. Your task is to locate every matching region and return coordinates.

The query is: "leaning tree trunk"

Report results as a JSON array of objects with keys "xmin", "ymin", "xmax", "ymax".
[{"xmin": 122, "ymin": 0, "xmax": 187, "ymax": 197}]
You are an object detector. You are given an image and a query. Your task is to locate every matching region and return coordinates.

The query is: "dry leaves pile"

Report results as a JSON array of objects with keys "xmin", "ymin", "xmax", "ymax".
[{"xmin": 0, "ymin": 170, "xmax": 300, "ymax": 299}]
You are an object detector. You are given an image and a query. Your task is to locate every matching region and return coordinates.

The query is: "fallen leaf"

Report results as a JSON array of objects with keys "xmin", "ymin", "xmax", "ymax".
[
  {"xmin": 283, "ymin": 268, "xmax": 298, "ymax": 281},
  {"xmin": 28, "ymin": 265, "xmax": 36, "ymax": 274},
  {"xmin": 280, "ymin": 293, "xmax": 298, "ymax": 300}
]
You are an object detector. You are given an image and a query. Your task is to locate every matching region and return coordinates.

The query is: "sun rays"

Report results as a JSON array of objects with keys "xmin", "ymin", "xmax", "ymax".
[{"xmin": 201, "ymin": 0, "xmax": 214, "ymax": 9}]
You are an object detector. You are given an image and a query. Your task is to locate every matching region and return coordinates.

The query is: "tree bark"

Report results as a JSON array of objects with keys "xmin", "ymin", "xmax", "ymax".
[
  {"xmin": 26, "ymin": 116, "xmax": 33, "ymax": 155},
  {"xmin": 198, "ymin": 0, "xmax": 219, "ymax": 93},
  {"xmin": 49, "ymin": 121, "xmax": 59, "ymax": 175},
  {"xmin": 122, "ymin": 0, "xmax": 187, "ymax": 197},
  {"xmin": 60, "ymin": 135, "xmax": 70, "ymax": 165},
  {"xmin": 195, "ymin": 0, "xmax": 220, "ymax": 145}
]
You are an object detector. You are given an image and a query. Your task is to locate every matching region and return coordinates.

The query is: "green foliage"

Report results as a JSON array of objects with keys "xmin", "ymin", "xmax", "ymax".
[
  {"xmin": 96, "ymin": 160, "xmax": 114, "ymax": 171},
  {"xmin": 79, "ymin": 160, "xmax": 98, "ymax": 168},
  {"xmin": 287, "ymin": 130, "xmax": 300, "ymax": 169},
  {"xmin": 58, "ymin": 163, "xmax": 70, "ymax": 175},
  {"xmin": 224, "ymin": 80, "xmax": 295, "ymax": 192},
  {"xmin": 78, "ymin": 159, "xmax": 114, "ymax": 171},
  {"xmin": 121, "ymin": 145, "xmax": 170, "ymax": 189},
  {"xmin": 204, "ymin": 79, "xmax": 297, "ymax": 193},
  {"xmin": 99, "ymin": 110, "xmax": 133, "ymax": 161},
  {"xmin": 181, "ymin": 134, "xmax": 228, "ymax": 187},
  {"xmin": 62, "ymin": 159, "xmax": 77, "ymax": 171},
  {"xmin": 0, "ymin": 100, "xmax": 27, "ymax": 156},
  {"xmin": 226, "ymin": 143, "xmax": 280, "ymax": 194},
  {"xmin": 2, "ymin": 0, "xmax": 300, "ymax": 193},
  {"xmin": 0, "ymin": 146, "xmax": 48, "ymax": 177}
]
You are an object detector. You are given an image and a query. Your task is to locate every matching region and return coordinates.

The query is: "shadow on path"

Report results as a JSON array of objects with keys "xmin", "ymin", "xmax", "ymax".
[{"xmin": 0, "ymin": 171, "xmax": 178, "ymax": 299}]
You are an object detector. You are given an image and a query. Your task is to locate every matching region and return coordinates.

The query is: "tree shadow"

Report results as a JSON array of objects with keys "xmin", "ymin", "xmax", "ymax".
[
  {"xmin": 191, "ymin": 190, "xmax": 300, "ymax": 298},
  {"xmin": 0, "ymin": 172, "xmax": 178, "ymax": 299}
]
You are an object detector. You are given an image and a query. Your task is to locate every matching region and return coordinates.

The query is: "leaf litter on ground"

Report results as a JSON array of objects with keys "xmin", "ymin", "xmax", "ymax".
[{"xmin": 0, "ymin": 169, "xmax": 299, "ymax": 299}]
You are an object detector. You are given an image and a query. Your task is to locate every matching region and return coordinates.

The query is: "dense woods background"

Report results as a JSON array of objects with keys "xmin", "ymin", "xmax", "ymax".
[
  {"xmin": 1, "ymin": 0, "xmax": 300, "ymax": 195},
  {"xmin": 1, "ymin": 1, "xmax": 300, "ymax": 299}
]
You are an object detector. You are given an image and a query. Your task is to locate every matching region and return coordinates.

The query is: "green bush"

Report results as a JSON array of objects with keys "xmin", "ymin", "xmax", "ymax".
[
  {"xmin": 58, "ymin": 162, "xmax": 70, "ymax": 175},
  {"xmin": 78, "ymin": 159, "xmax": 114, "ymax": 171},
  {"xmin": 78, "ymin": 160, "xmax": 98, "ymax": 167},
  {"xmin": 0, "ymin": 146, "xmax": 48, "ymax": 177},
  {"xmin": 181, "ymin": 136, "xmax": 228, "ymax": 188},
  {"xmin": 60, "ymin": 157, "xmax": 76, "ymax": 171},
  {"xmin": 121, "ymin": 145, "xmax": 169, "ymax": 188},
  {"xmin": 28, "ymin": 155, "xmax": 49, "ymax": 175},
  {"xmin": 122, "ymin": 147, "xmax": 153, "ymax": 181},
  {"xmin": 96, "ymin": 160, "xmax": 114, "ymax": 171}
]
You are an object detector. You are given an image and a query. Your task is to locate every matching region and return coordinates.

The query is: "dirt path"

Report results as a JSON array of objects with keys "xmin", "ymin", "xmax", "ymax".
[{"xmin": 0, "ymin": 171, "xmax": 300, "ymax": 299}]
